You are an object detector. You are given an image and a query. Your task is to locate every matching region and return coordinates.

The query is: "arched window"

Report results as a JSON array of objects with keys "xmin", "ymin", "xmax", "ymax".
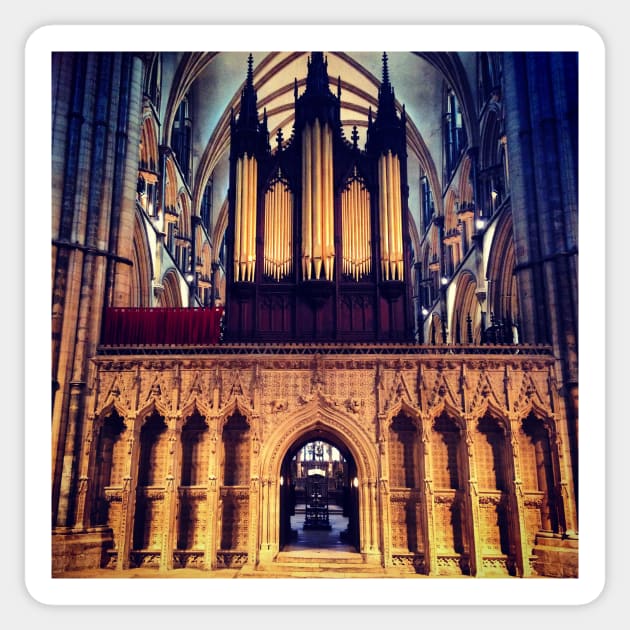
[
  {"xmin": 443, "ymin": 86, "xmax": 467, "ymax": 181},
  {"xmin": 145, "ymin": 53, "xmax": 161, "ymax": 111},
  {"xmin": 200, "ymin": 177, "xmax": 213, "ymax": 234},
  {"xmin": 171, "ymin": 93, "xmax": 192, "ymax": 183},
  {"xmin": 420, "ymin": 169, "xmax": 435, "ymax": 233}
]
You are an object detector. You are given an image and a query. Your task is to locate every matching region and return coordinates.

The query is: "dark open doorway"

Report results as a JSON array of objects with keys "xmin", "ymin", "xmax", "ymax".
[{"xmin": 279, "ymin": 429, "xmax": 360, "ymax": 552}]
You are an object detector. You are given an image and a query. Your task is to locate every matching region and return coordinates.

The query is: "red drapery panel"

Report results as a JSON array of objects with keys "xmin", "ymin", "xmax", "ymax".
[{"xmin": 101, "ymin": 307, "xmax": 224, "ymax": 345}]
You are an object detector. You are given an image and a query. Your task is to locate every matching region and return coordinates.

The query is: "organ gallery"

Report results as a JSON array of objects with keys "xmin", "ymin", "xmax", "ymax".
[{"xmin": 50, "ymin": 50, "xmax": 579, "ymax": 579}]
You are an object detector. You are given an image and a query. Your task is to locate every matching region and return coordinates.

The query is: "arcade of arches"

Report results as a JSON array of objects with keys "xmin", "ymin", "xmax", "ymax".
[{"xmin": 57, "ymin": 350, "xmax": 575, "ymax": 577}]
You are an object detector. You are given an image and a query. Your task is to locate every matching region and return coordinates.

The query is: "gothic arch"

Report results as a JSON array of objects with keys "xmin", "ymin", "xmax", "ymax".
[
  {"xmin": 139, "ymin": 113, "xmax": 159, "ymax": 173},
  {"xmin": 451, "ymin": 270, "xmax": 480, "ymax": 344},
  {"xmin": 486, "ymin": 210, "xmax": 519, "ymax": 330},
  {"xmin": 130, "ymin": 212, "xmax": 153, "ymax": 307},
  {"xmin": 179, "ymin": 396, "xmax": 213, "ymax": 424},
  {"xmin": 177, "ymin": 191, "xmax": 191, "ymax": 240},
  {"xmin": 383, "ymin": 398, "xmax": 423, "ymax": 429},
  {"xmin": 160, "ymin": 269, "xmax": 183, "ymax": 307},
  {"xmin": 261, "ymin": 399, "xmax": 378, "ymax": 484},
  {"xmin": 216, "ymin": 395, "xmax": 254, "ymax": 432},
  {"xmin": 427, "ymin": 395, "xmax": 465, "ymax": 427},
  {"xmin": 136, "ymin": 396, "xmax": 172, "ymax": 425}
]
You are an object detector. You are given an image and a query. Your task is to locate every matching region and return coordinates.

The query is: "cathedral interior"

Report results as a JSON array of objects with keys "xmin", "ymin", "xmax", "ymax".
[{"xmin": 51, "ymin": 50, "xmax": 579, "ymax": 579}]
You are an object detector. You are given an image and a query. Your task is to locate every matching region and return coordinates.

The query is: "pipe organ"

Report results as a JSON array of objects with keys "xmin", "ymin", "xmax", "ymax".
[
  {"xmin": 233, "ymin": 154, "xmax": 258, "ymax": 282},
  {"xmin": 264, "ymin": 176, "xmax": 293, "ymax": 281},
  {"xmin": 226, "ymin": 52, "xmax": 413, "ymax": 342},
  {"xmin": 301, "ymin": 120, "xmax": 335, "ymax": 282},
  {"xmin": 378, "ymin": 150, "xmax": 404, "ymax": 281},
  {"xmin": 341, "ymin": 172, "xmax": 371, "ymax": 281}
]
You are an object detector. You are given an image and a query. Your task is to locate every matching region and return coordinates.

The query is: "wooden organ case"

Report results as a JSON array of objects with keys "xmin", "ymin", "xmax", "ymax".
[{"xmin": 225, "ymin": 52, "xmax": 414, "ymax": 342}]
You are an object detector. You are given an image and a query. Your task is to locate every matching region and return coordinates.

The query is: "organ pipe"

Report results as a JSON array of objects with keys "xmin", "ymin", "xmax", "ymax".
[
  {"xmin": 233, "ymin": 154, "xmax": 258, "ymax": 282},
  {"xmin": 301, "ymin": 120, "xmax": 334, "ymax": 281},
  {"xmin": 264, "ymin": 180, "xmax": 293, "ymax": 281},
  {"xmin": 378, "ymin": 150, "xmax": 403, "ymax": 281},
  {"xmin": 341, "ymin": 175, "xmax": 371, "ymax": 281}
]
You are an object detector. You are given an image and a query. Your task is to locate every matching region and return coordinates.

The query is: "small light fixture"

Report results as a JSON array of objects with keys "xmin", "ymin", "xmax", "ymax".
[
  {"xmin": 421, "ymin": 307, "xmax": 429, "ymax": 316},
  {"xmin": 441, "ymin": 276, "xmax": 449, "ymax": 286},
  {"xmin": 476, "ymin": 218, "xmax": 486, "ymax": 231},
  {"xmin": 491, "ymin": 189, "xmax": 498, "ymax": 201},
  {"xmin": 352, "ymin": 477, "xmax": 359, "ymax": 488},
  {"xmin": 185, "ymin": 272, "xmax": 194, "ymax": 283},
  {"xmin": 279, "ymin": 475, "xmax": 284, "ymax": 486}
]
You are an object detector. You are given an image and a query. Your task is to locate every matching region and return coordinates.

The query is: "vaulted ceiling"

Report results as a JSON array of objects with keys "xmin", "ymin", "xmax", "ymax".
[{"xmin": 156, "ymin": 51, "xmax": 478, "ymax": 242}]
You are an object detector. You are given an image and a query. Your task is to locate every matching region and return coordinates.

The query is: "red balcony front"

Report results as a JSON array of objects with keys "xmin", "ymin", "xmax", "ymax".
[{"xmin": 101, "ymin": 307, "xmax": 224, "ymax": 346}]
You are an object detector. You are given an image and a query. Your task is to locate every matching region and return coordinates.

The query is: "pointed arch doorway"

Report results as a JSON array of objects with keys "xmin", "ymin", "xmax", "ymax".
[{"xmin": 278, "ymin": 429, "xmax": 359, "ymax": 553}]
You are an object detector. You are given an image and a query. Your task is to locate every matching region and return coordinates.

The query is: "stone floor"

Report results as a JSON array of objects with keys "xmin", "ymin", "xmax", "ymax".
[{"xmin": 283, "ymin": 504, "xmax": 355, "ymax": 552}]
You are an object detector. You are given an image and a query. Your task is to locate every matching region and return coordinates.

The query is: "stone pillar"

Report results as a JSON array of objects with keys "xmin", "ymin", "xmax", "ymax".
[
  {"xmin": 52, "ymin": 52, "xmax": 146, "ymax": 530},
  {"xmin": 116, "ymin": 415, "xmax": 140, "ymax": 570},
  {"xmin": 203, "ymin": 421, "xmax": 220, "ymax": 570},
  {"xmin": 159, "ymin": 421, "xmax": 180, "ymax": 572},
  {"xmin": 367, "ymin": 479, "xmax": 379, "ymax": 561},
  {"xmin": 258, "ymin": 477, "xmax": 275, "ymax": 564},
  {"xmin": 420, "ymin": 421, "xmax": 437, "ymax": 575},
  {"xmin": 110, "ymin": 54, "xmax": 145, "ymax": 307},
  {"xmin": 506, "ymin": 417, "xmax": 533, "ymax": 577},
  {"xmin": 73, "ymin": 414, "xmax": 96, "ymax": 529},
  {"xmin": 376, "ymin": 414, "xmax": 392, "ymax": 567},
  {"xmin": 246, "ymin": 420, "xmax": 261, "ymax": 567},
  {"xmin": 462, "ymin": 423, "xmax": 483, "ymax": 576},
  {"xmin": 503, "ymin": 53, "xmax": 579, "ymax": 497}
]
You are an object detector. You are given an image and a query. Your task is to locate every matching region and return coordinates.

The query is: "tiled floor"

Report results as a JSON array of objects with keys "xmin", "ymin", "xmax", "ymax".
[{"xmin": 283, "ymin": 504, "xmax": 355, "ymax": 551}]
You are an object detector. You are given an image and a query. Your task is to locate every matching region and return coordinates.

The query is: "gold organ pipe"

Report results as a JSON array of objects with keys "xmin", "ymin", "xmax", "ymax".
[
  {"xmin": 245, "ymin": 156, "xmax": 253, "ymax": 281},
  {"xmin": 322, "ymin": 123, "xmax": 329, "ymax": 280},
  {"xmin": 347, "ymin": 187, "xmax": 352, "ymax": 278},
  {"xmin": 323, "ymin": 123, "xmax": 334, "ymax": 281},
  {"xmin": 341, "ymin": 189, "xmax": 346, "ymax": 275},
  {"xmin": 240, "ymin": 155, "xmax": 249, "ymax": 281},
  {"xmin": 244, "ymin": 155, "xmax": 252, "ymax": 281},
  {"xmin": 350, "ymin": 183, "xmax": 355, "ymax": 279},
  {"xmin": 360, "ymin": 187, "xmax": 365, "ymax": 278},
  {"xmin": 281, "ymin": 187, "xmax": 286, "ymax": 279},
  {"xmin": 277, "ymin": 184, "xmax": 282, "ymax": 280},
  {"xmin": 287, "ymin": 189, "xmax": 293, "ymax": 277},
  {"xmin": 271, "ymin": 186, "xmax": 276, "ymax": 279},
  {"xmin": 268, "ymin": 185, "xmax": 274, "ymax": 279},
  {"xmin": 393, "ymin": 156, "xmax": 403, "ymax": 280},
  {"xmin": 234, "ymin": 157, "xmax": 242, "ymax": 281},
  {"xmin": 250, "ymin": 156, "xmax": 258, "ymax": 282},
  {"xmin": 378, "ymin": 156, "xmax": 389, "ymax": 280},
  {"xmin": 352, "ymin": 179, "xmax": 361, "ymax": 280},
  {"xmin": 264, "ymin": 188, "xmax": 269, "ymax": 277},
  {"xmin": 358, "ymin": 182, "xmax": 362, "ymax": 279},
  {"xmin": 301, "ymin": 134, "xmax": 306, "ymax": 278},
  {"xmin": 302, "ymin": 127, "xmax": 312, "ymax": 279},
  {"xmin": 390, "ymin": 153, "xmax": 398, "ymax": 280},
  {"xmin": 277, "ymin": 182, "xmax": 287, "ymax": 280},
  {"xmin": 312, "ymin": 119, "xmax": 322, "ymax": 279},
  {"xmin": 386, "ymin": 150, "xmax": 396, "ymax": 281},
  {"xmin": 276, "ymin": 185, "xmax": 279, "ymax": 279},
  {"xmin": 277, "ymin": 184, "xmax": 281, "ymax": 279},
  {"xmin": 366, "ymin": 188, "xmax": 372, "ymax": 276}
]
